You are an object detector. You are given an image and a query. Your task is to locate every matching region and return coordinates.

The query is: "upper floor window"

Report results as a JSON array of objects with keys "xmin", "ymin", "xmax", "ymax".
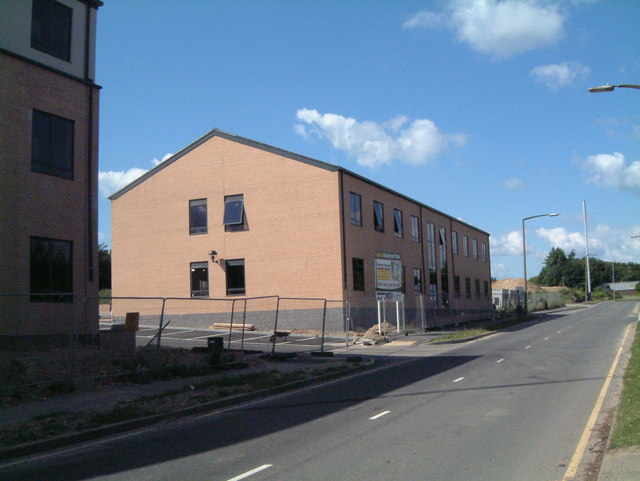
[
  {"xmin": 394, "ymin": 209, "xmax": 403, "ymax": 237},
  {"xmin": 481, "ymin": 241, "xmax": 487, "ymax": 262},
  {"xmin": 426, "ymin": 222, "xmax": 436, "ymax": 271},
  {"xmin": 452, "ymin": 231, "xmax": 458, "ymax": 254},
  {"xmin": 189, "ymin": 199, "xmax": 207, "ymax": 235},
  {"xmin": 411, "ymin": 216, "xmax": 420, "ymax": 243},
  {"xmin": 31, "ymin": 0, "xmax": 72, "ymax": 61},
  {"xmin": 349, "ymin": 192, "xmax": 362, "ymax": 226},
  {"xmin": 32, "ymin": 109, "xmax": 74, "ymax": 179},
  {"xmin": 462, "ymin": 235, "xmax": 469, "ymax": 257},
  {"xmin": 223, "ymin": 194, "xmax": 244, "ymax": 230},
  {"xmin": 373, "ymin": 201, "xmax": 384, "ymax": 232},
  {"xmin": 30, "ymin": 236, "xmax": 73, "ymax": 302},
  {"xmin": 472, "ymin": 239, "xmax": 478, "ymax": 259}
]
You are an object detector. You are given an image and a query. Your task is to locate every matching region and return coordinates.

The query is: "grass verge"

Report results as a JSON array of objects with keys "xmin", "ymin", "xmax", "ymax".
[
  {"xmin": 430, "ymin": 328, "xmax": 492, "ymax": 342},
  {"xmin": 608, "ymin": 325, "xmax": 640, "ymax": 449}
]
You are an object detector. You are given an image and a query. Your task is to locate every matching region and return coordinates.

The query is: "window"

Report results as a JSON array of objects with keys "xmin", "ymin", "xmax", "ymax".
[
  {"xmin": 189, "ymin": 199, "xmax": 207, "ymax": 234},
  {"xmin": 30, "ymin": 236, "xmax": 72, "ymax": 302},
  {"xmin": 484, "ymin": 280, "xmax": 490, "ymax": 299},
  {"xmin": 475, "ymin": 279, "xmax": 481, "ymax": 298},
  {"xmin": 394, "ymin": 209, "xmax": 403, "ymax": 237},
  {"xmin": 411, "ymin": 216, "xmax": 420, "ymax": 242},
  {"xmin": 462, "ymin": 235, "xmax": 469, "ymax": 257},
  {"xmin": 413, "ymin": 268, "xmax": 423, "ymax": 293},
  {"xmin": 223, "ymin": 194, "xmax": 244, "ymax": 230},
  {"xmin": 190, "ymin": 262, "xmax": 209, "ymax": 297},
  {"xmin": 452, "ymin": 232, "xmax": 458, "ymax": 254},
  {"xmin": 453, "ymin": 275, "xmax": 461, "ymax": 298},
  {"xmin": 481, "ymin": 242, "xmax": 487, "ymax": 262},
  {"xmin": 465, "ymin": 277, "xmax": 471, "ymax": 299},
  {"xmin": 426, "ymin": 222, "xmax": 436, "ymax": 271},
  {"xmin": 439, "ymin": 227, "xmax": 447, "ymax": 271},
  {"xmin": 349, "ymin": 192, "xmax": 362, "ymax": 226},
  {"xmin": 352, "ymin": 257, "xmax": 365, "ymax": 291},
  {"xmin": 225, "ymin": 259, "xmax": 246, "ymax": 295},
  {"xmin": 472, "ymin": 239, "xmax": 478, "ymax": 259},
  {"xmin": 32, "ymin": 109, "xmax": 74, "ymax": 179},
  {"xmin": 31, "ymin": 0, "xmax": 72, "ymax": 61},
  {"xmin": 373, "ymin": 201, "xmax": 384, "ymax": 232}
]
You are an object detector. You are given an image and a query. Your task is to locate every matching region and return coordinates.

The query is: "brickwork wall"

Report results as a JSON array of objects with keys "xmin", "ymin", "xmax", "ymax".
[{"xmin": 0, "ymin": 53, "xmax": 99, "ymax": 336}]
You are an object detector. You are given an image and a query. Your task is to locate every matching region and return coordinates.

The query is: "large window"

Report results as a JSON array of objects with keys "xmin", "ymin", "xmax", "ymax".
[
  {"xmin": 465, "ymin": 277, "xmax": 471, "ymax": 299},
  {"xmin": 349, "ymin": 192, "xmax": 362, "ymax": 226},
  {"xmin": 394, "ymin": 209, "xmax": 403, "ymax": 237},
  {"xmin": 413, "ymin": 268, "xmax": 423, "ymax": 293},
  {"xmin": 453, "ymin": 275, "xmax": 461, "ymax": 298},
  {"xmin": 30, "ymin": 236, "xmax": 73, "ymax": 302},
  {"xmin": 373, "ymin": 201, "xmax": 384, "ymax": 232},
  {"xmin": 189, "ymin": 199, "xmax": 207, "ymax": 234},
  {"xmin": 352, "ymin": 257, "xmax": 365, "ymax": 291},
  {"xmin": 472, "ymin": 239, "xmax": 478, "ymax": 259},
  {"xmin": 32, "ymin": 109, "xmax": 74, "ymax": 179},
  {"xmin": 31, "ymin": 0, "xmax": 72, "ymax": 61},
  {"xmin": 223, "ymin": 194, "xmax": 244, "ymax": 230},
  {"xmin": 462, "ymin": 235, "xmax": 469, "ymax": 257},
  {"xmin": 481, "ymin": 242, "xmax": 487, "ymax": 262},
  {"xmin": 190, "ymin": 262, "xmax": 209, "ymax": 297},
  {"xmin": 225, "ymin": 259, "xmax": 246, "ymax": 295},
  {"xmin": 452, "ymin": 231, "xmax": 458, "ymax": 254},
  {"xmin": 411, "ymin": 216, "xmax": 420, "ymax": 243}
]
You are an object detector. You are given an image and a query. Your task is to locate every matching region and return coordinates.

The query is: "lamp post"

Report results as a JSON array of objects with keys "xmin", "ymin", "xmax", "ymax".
[
  {"xmin": 588, "ymin": 84, "xmax": 640, "ymax": 93},
  {"xmin": 522, "ymin": 213, "xmax": 559, "ymax": 315}
]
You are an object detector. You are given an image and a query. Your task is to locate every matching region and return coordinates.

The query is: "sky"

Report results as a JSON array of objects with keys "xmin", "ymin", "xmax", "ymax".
[{"xmin": 95, "ymin": 0, "xmax": 640, "ymax": 280}]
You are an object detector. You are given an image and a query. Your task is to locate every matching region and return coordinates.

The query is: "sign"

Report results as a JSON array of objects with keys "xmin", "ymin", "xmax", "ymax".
[{"xmin": 375, "ymin": 251, "xmax": 402, "ymax": 293}]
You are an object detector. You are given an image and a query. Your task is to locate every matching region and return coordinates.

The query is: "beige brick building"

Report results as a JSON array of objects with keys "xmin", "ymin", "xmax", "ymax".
[
  {"xmin": 0, "ymin": 0, "xmax": 101, "ymax": 345},
  {"xmin": 111, "ymin": 130, "xmax": 492, "ymax": 329}
]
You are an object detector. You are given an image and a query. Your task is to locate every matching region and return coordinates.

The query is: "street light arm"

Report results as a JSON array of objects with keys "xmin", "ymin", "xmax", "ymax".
[
  {"xmin": 523, "ymin": 213, "xmax": 560, "ymax": 222},
  {"xmin": 589, "ymin": 84, "xmax": 640, "ymax": 93}
]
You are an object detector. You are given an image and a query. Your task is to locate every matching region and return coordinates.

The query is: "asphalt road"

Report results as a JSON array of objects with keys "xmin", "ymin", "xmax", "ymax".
[{"xmin": 1, "ymin": 302, "xmax": 636, "ymax": 481}]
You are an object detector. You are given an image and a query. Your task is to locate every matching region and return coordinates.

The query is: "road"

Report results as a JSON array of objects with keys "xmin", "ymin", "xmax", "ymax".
[{"xmin": 1, "ymin": 302, "xmax": 636, "ymax": 481}]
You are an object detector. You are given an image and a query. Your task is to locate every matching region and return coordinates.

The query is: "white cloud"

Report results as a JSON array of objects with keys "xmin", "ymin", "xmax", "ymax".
[
  {"xmin": 405, "ymin": 0, "xmax": 566, "ymax": 59},
  {"xmin": 491, "ymin": 230, "xmax": 523, "ymax": 256},
  {"xmin": 536, "ymin": 227, "xmax": 585, "ymax": 252},
  {"xmin": 581, "ymin": 152, "xmax": 640, "ymax": 194},
  {"xmin": 295, "ymin": 109, "xmax": 466, "ymax": 168},
  {"xmin": 99, "ymin": 168, "xmax": 147, "ymax": 198},
  {"xmin": 530, "ymin": 61, "xmax": 590, "ymax": 89},
  {"xmin": 504, "ymin": 177, "xmax": 525, "ymax": 189},
  {"xmin": 151, "ymin": 153, "xmax": 173, "ymax": 166}
]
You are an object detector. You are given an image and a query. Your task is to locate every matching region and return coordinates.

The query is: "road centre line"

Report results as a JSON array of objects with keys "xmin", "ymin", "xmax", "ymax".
[
  {"xmin": 227, "ymin": 464, "xmax": 273, "ymax": 481},
  {"xmin": 496, "ymin": 359, "xmax": 504, "ymax": 363},
  {"xmin": 369, "ymin": 411, "xmax": 391, "ymax": 420},
  {"xmin": 453, "ymin": 377, "xmax": 465, "ymax": 383},
  {"xmin": 525, "ymin": 346, "xmax": 531, "ymax": 349},
  {"xmin": 563, "ymin": 323, "xmax": 632, "ymax": 480}
]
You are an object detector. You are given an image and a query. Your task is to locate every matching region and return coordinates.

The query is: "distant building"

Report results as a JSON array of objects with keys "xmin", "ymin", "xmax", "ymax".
[
  {"xmin": 0, "ymin": 0, "xmax": 102, "ymax": 346},
  {"xmin": 111, "ymin": 129, "xmax": 492, "ymax": 328}
]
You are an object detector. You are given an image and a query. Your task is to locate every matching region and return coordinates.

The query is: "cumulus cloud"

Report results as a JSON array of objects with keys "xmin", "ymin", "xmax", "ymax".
[
  {"xmin": 151, "ymin": 153, "xmax": 173, "ymax": 166},
  {"xmin": 405, "ymin": 0, "xmax": 565, "ymax": 59},
  {"xmin": 98, "ymin": 168, "xmax": 147, "ymax": 198},
  {"xmin": 295, "ymin": 109, "xmax": 466, "ymax": 168},
  {"xmin": 504, "ymin": 177, "xmax": 525, "ymax": 189},
  {"xmin": 580, "ymin": 152, "xmax": 640, "ymax": 194},
  {"xmin": 491, "ymin": 230, "xmax": 523, "ymax": 256},
  {"xmin": 536, "ymin": 227, "xmax": 585, "ymax": 252},
  {"xmin": 530, "ymin": 61, "xmax": 590, "ymax": 89}
]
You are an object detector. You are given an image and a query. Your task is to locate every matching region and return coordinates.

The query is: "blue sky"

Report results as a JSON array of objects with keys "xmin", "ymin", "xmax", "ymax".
[{"xmin": 96, "ymin": 0, "xmax": 640, "ymax": 280}]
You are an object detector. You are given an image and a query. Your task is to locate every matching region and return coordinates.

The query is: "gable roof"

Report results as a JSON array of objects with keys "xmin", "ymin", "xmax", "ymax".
[{"xmin": 109, "ymin": 128, "xmax": 490, "ymax": 236}]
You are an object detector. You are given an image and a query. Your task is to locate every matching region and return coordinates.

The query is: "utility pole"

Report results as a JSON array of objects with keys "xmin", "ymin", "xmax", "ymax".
[{"xmin": 583, "ymin": 201, "xmax": 592, "ymax": 301}]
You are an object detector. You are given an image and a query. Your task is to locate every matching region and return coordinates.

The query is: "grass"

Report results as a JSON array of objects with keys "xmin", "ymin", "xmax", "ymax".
[
  {"xmin": 608, "ymin": 326, "xmax": 640, "ymax": 449},
  {"xmin": 430, "ymin": 328, "xmax": 492, "ymax": 343}
]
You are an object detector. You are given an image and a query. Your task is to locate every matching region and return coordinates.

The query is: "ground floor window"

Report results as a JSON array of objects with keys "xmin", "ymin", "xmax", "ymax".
[
  {"xmin": 30, "ymin": 236, "xmax": 73, "ymax": 302},
  {"xmin": 190, "ymin": 262, "xmax": 209, "ymax": 297},
  {"xmin": 465, "ymin": 277, "xmax": 471, "ymax": 299},
  {"xmin": 226, "ymin": 259, "xmax": 245, "ymax": 295},
  {"xmin": 352, "ymin": 257, "xmax": 365, "ymax": 291}
]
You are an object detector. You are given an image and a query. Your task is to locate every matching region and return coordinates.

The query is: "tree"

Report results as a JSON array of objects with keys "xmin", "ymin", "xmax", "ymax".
[{"xmin": 98, "ymin": 243, "xmax": 111, "ymax": 290}]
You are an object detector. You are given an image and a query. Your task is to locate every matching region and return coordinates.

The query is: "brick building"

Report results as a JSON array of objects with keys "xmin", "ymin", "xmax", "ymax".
[
  {"xmin": 111, "ymin": 129, "xmax": 492, "ymax": 329},
  {"xmin": 0, "ymin": 0, "xmax": 102, "ymax": 345}
]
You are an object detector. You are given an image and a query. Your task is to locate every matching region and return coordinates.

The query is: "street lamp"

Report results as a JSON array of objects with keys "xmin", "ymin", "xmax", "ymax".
[
  {"xmin": 588, "ymin": 84, "xmax": 640, "ymax": 93},
  {"xmin": 522, "ymin": 213, "xmax": 560, "ymax": 315}
]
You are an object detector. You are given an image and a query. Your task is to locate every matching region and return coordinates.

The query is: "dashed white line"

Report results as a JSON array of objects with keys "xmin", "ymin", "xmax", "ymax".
[
  {"xmin": 525, "ymin": 346, "xmax": 531, "ymax": 349},
  {"xmin": 228, "ymin": 464, "xmax": 273, "ymax": 481},
  {"xmin": 544, "ymin": 337, "xmax": 549, "ymax": 340},
  {"xmin": 453, "ymin": 377, "xmax": 465, "ymax": 383},
  {"xmin": 370, "ymin": 410, "xmax": 391, "ymax": 420},
  {"xmin": 496, "ymin": 359, "xmax": 504, "ymax": 363}
]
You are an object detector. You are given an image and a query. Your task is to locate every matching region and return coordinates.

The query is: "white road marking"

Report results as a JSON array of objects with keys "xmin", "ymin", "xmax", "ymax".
[
  {"xmin": 453, "ymin": 377, "xmax": 465, "ymax": 383},
  {"xmin": 544, "ymin": 337, "xmax": 549, "ymax": 340},
  {"xmin": 496, "ymin": 359, "xmax": 504, "ymax": 363},
  {"xmin": 228, "ymin": 464, "xmax": 273, "ymax": 481},
  {"xmin": 525, "ymin": 346, "xmax": 531, "ymax": 349},
  {"xmin": 369, "ymin": 410, "xmax": 391, "ymax": 420}
]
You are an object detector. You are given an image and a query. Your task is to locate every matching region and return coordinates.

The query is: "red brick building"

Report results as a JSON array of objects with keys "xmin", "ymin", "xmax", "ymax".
[{"xmin": 0, "ymin": 0, "xmax": 102, "ymax": 345}]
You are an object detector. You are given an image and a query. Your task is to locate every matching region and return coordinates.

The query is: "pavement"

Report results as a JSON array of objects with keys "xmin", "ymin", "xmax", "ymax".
[{"xmin": 1, "ymin": 311, "xmax": 638, "ymax": 480}]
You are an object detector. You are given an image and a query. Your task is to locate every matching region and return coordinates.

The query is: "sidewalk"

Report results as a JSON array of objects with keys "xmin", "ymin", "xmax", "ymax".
[{"xmin": 598, "ymin": 447, "xmax": 640, "ymax": 481}]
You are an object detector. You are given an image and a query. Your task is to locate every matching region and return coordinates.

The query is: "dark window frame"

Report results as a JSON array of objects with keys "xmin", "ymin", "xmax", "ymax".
[
  {"xmin": 189, "ymin": 198, "xmax": 208, "ymax": 235},
  {"xmin": 31, "ymin": 0, "xmax": 72, "ymax": 61},
  {"xmin": 190, "ymin": 262, "xmax": 209, "ymax": 297},
  {"xmin": 31, "ymin": 109, "xmax": 74, "ymax": 179},
  {"xmin": 349, "ymin": 192, "xmax": 362, "ymax": 226},
  {"xmin": 30, "ymin": 236, "xmax": 73, "ymax": 302},
  {"xmin": 225, "ymin": 259, "xmax": 246, "ymax": 295},
  {"xmin": 352, "ymin": 257, "xmax": 365, "ymax": 291},
  {"xmin": 373, "ymin": 201, "xmax": 384, "ymax": 232}
]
